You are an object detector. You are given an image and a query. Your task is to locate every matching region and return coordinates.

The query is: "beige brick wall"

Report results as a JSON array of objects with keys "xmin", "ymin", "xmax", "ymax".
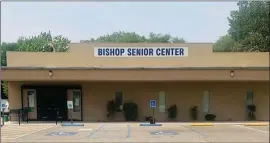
[
  {"xmin": 6, "ymin": 43, "xmax": 269, "ymax": 68},
  {"xmin": 8, "ymin": 81, "xmax": 269, "ymax": 121},
  {"xmin": 81, "ymin": 82, "xmax": 269, "ymax": 121}
]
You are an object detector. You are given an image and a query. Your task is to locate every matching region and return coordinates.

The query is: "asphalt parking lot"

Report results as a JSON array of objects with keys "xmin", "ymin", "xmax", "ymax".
[{"xmin": 1, "ymin": 123, "xmax": 269, "ymax": 142}]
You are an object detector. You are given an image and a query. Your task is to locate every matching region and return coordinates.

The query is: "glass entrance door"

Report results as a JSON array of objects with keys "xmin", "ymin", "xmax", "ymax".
[{"xmin": 67, "ymin": 90, "xmax": 82, "ymax": 121}]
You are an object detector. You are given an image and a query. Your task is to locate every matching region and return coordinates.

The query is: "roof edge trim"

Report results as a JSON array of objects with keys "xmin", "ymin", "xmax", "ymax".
[{"xmin": 1, "ymin": 66, "xmax": 269, "ymax": 70}]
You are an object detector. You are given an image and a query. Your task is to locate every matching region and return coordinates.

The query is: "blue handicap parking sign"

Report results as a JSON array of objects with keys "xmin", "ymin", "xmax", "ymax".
[{"xmin": 150, "ymin": 100, "xmax": 156, "ymax": 108}]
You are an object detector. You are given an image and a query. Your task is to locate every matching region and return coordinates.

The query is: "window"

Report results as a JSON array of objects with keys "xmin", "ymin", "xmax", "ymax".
[
  {"xmin": 73, "ymin": 90, "xmax": 81, "ymax": 112},
  {"xmin": 246, "ymin": 91, "xmax": 254, "ymax": 112},
  {"xmin": 203, "ymin": 91, "xmax": 210, "ymax": 113},
  {"xmin": 27, "ymin": 90, "xmax": 36, "ymax": 112},
  {"xmin": 246, "ymin": 92, "xmax": 254, "ymax": 105},
  {"xmin": 159, "ymin": 91, "xmax": 166, "ymax": 112},
  {"xmin": 115, "ymin": 92, "xmax": 123, "ymax": 109}
]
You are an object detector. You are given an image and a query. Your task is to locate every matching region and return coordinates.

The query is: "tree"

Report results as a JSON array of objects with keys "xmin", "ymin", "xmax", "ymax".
[
  {"xmin": 52, "ymin": 35, "xmax": 70, "ymax": 52},
  {"xmin": 213, "ymin": 35, "xmax": 235, "ymax": 52},
  {"xmin": 1, "ymin": 42, "xmax": 18, "ymax": 66},
  {"xmin": 83, "ymin": 31, "xmax": 186, "ymax": 43},
  {"xmin": 147, "ymin": 32, "xmax": 171, "ymax": 43},
  {"xmin": 17, "ymin": 31, "xmax": 70, "ymax": 52},
  {"xmin": 227, "ymin": 1, "xmax": 269, "ymax": 52},
  {"xmin": 1, "ymin": 43, "xmax": 18, "ymax": 98},
  {"xmin": 171, "ymin": 37, "xmax": 186, "ymax": 43},
  {"xmin": 86, "ymin": 31, "xmax": 146, "ymax": 43},
  {"xmin": 1, "ymin": 31, "xmax": 70, "ymax": 97}
]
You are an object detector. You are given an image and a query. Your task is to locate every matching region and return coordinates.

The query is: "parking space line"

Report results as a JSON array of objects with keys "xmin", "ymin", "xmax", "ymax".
[
  {"xmin": 127, "ymin": 125, "xmax": 131, "ymax": 138},
  {"xmin": 79, "ymin": 128, "xmax": 92, "ymax": 131},
  {"xmin": 235, "ymin": 125, "xmax": 269, "ymax": 133},
  {"xmin": 182, "ymin": 125, "xmax": 207, "ymax": 137},
  {"xmin": 88, "ymin": 125, "xmax": 104, "ymax": 138},
  {"xmin": 181, "ymin": 125, "xmax": 210, "ymax": 143},
  {"xmin": 9, "ymin": 126, "xmax": 54, "ymax": 140}
]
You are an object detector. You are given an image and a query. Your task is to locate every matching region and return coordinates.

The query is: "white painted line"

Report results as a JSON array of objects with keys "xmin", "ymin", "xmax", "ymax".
[
  {"xmin": 79, "ymin": 128, "xmax": 92, "ymax": 131},
  {"xmin": 12, "ymin": 126, "xmax": 54, "ymax": 139},
  {"xmin": 235, "ymin": 125, "xmax": 269, "ymax": 133}
]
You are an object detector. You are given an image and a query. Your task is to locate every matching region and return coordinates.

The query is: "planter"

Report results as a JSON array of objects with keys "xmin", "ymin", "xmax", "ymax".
[
  {"xmin": 145, "ymin": 116, "xmax": 153, "ymax": 121},
  {"xmin": 4, "ymin": 115, "xmax": 9, "ymax": 122},
  {"xmin": 190, "ymin": 106, "xmax": 198, "ymax": 121},
  {"xmin": 123, "ymin": 102, "xmax": 138, "ymax": 121},
  {"xmin": 168, "ymin": 105, "xmax": 177, "ymax": 120},
  {"xmin": 205, "ymin": 114, "xmax": 216, "ymax": 121},
  {"xmin": 150, "ymin": 118, "xmax": 155, "ymax": 124}
]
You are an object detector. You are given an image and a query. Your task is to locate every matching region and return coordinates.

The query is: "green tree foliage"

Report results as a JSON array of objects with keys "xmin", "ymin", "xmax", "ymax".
[
  {"xmin": 213, "ymin": 35, "xmax": 235, "ymax": 52},
  {"xmin": 52, "ymin": 35, "xmax": 71, "ymax": 52},
  {"xmin": 81, "ymin": 31, "xmax": 186, "ymax": 43},
  {"xmin": 1, "ymin": 43, "xmax": 18, "ymax": 97},
  {"xmin": 214, "ymin": 1, "xmax": 269, "ymax": 52},
  {"xmin": 1, "ymin": 42, "xmax": 18, "ymax": 66},
  {"xmin": 0, "ymin": 32, "xmax": 70, "ymax": 97},
  {"xmin": 17, "ymin": 31, "xmax": 70, "ymax": 52},
  {"xmin": 1, "ymin": 81, "xmax": 8, "ymax": 97}
]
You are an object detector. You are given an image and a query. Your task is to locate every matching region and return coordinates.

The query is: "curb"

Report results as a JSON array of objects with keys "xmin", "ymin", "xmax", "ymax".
[
  {"xmin": 190, "ymin": 123, "xmax": 214, "ymax": 126},
  {"xmin": 140, "ymin": 123, "xmax": 162, "ymax": 126},
  {"xmin": 244, "ymin": 123, "xmax": 269, "ymax": 126},
  {"xmin": 61, "ymin": 123, "xmax": 84, "ymax": 126}
]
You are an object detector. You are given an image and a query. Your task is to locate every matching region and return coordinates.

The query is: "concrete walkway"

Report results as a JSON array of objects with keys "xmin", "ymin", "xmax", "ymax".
[{"xmin": 2, "ymin": 120, "xmax": 269, "ymax": 126}]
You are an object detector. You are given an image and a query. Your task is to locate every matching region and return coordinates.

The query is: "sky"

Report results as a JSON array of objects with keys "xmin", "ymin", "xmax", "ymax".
[{"xmin": 2, "ymin": 2, "xmax": 238, "ymax": 43}]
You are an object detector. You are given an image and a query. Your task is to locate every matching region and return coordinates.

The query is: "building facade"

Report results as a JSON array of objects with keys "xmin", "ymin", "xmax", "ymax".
[{"xmin": 1, "ymin": 43, "xmax": 269, "ymax": 122}]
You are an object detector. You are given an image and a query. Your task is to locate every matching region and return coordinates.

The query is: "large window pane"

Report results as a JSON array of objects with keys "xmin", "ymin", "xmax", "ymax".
[
  {"xmin": 73, "ymin": 90, "xmax": 81, "ymax": 112},
  {"xmin": 115, "ymin": 92, "xmax": 123, "ymax": 108},
  {"xmin": 203, "ymin": 91, "xmax": 210, "ymax": 113},
  {"xmin": 159, "ymin": 91, "xmax": 166, "ymax": 112},
  {"xmin": 27, "ymin": 90, "xmax": 36, "ymax": 112},
  {"xmin": 246, "ymin": 92, "xmax": 254, "ymax": 105}
]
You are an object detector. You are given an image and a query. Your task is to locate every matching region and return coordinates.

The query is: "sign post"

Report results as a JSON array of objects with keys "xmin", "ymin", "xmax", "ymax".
[
  {"xmin": 149, "ymin": 100, "xmax": 156, "ymax": 119},
  {"xmin": 2, "ymin": 108, "xmax": 5, "ymax": 126},
  {"xmin": 67, "ymin": 101, "xmax": 73, "ymax": 124}
]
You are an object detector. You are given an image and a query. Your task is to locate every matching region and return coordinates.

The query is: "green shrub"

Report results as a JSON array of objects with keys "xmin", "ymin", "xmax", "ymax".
[
  {"xmin": 123, "ymin": 102, "xmax": 138, "ymax": 121},
  {"xmin": 247, "ymin": 104, "xmax": 256, "ymax": 112},
  {"xmin": 106, "ymin": 100, "xmax": 117, "ymax": 118},
  {"xmin": 247, "ymin": 104, "xmax": 256, "ymax": 120},
  {"xmin": 168, "ymin": 105, "xmax": 177, "ymax": 119},
  {"xmin": 145, "ymin": 116, "xmax": 153, "ymax": 121},
  {"xmin": 190, "ymin": 106, "xmax": 198, "ymax": 120},
  {"xmin": 205, "ymin": 114, "xmax": 216, "ymax": 121}
]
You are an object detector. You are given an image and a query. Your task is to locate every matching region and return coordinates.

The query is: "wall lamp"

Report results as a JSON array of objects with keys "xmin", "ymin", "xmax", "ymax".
[
  {"xmin": 49, "ymin": 70, "xmax": 53, "ymax": 77},
  {"xmin": 230, "ymin": 70, "xmax": 234, "ymax": 77}
]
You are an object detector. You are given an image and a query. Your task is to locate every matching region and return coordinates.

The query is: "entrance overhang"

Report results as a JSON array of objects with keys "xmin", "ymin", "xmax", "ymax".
[{"xmin": 1, "ymin": 67, "xmax": 269, "ymax": 81}]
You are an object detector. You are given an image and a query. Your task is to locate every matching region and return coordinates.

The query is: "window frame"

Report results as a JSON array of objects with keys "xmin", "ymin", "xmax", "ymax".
[
  {"xmin": 158, "ymin": 91, "xmax": 166, "ymax": 113},
  {"xmin": 115, "ymin": 92, "xmax": 123, "ymax": 110},
  {"xmin": 203, "ymin": 90, "xmax": 210, "ymax": 114},
  {"xmin": 72, "ymin": 90, "xmax": 81, "ymax": 112},
  {"xmin": 27, "ymin": 89, "xmax": 36, "ymax": 108},
  {"xmin": 246, "ymin": 91, "xmax": 254, "ymax": 105}
]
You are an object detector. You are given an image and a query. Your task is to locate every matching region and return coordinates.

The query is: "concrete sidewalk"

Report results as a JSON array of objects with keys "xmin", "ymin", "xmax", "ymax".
[{"xmin": 2, "ymin": 121, "xmax": 269, "ymax": 126}]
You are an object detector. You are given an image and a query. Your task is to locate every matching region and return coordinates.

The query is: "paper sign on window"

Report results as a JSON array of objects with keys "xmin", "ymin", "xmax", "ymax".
[
  {"xmin": 27, "ymin": 90, "xmax": 35, "ymax": 112},
  {"xmin": 75, "ymin": 99, "xmax": 79, "ymax": 106},
  {"xmin": 27, "ymin": 91, "xmax": 35, "ymax": 108}
]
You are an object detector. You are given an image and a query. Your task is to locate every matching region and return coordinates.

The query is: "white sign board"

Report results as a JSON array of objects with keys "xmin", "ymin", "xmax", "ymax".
[
  {"xmin": 67, "ymin": 101, "xmax": 73, "ymax": 109},
  {"xmin": 150, "ymin": 100, "xmax": 156, "ymax": 108},
  {"xmin": 94, "ymin": 47, "xmax": 188, "ymax": 57}
]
